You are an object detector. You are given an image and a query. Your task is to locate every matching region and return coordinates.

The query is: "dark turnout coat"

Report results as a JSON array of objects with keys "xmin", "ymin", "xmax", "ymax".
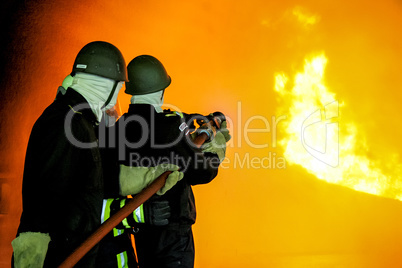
[
  {"xmin": 112, "ymin": 104, "xmax": 220, "ymax": 225},
  {"xmin": 99, "ymin": 103, "xmax": 221, "ymax": 268},
  {"xmin": 16, "ymin": 89, "xmax": 110, "ymax": 267}
]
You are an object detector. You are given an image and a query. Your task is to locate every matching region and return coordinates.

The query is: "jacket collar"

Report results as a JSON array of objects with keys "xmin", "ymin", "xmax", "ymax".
[
  {"xmin": 60, "ymin": 89, "xmax": 98, "ymax": 124},
  {"xmin": 127, "ymin": 103, "xmax": 157, "ymax": 115}
]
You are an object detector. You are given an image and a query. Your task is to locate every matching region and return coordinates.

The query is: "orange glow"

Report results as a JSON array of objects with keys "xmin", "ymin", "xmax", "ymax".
[{"xmin": 1, "ymin": 1, "xmax": 402, "ymax": 267}]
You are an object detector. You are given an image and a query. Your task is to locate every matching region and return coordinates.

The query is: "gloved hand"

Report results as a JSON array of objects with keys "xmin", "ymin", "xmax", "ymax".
[
  {"xmin": 204, "ymin": 113, "xmax": 231, "ymax": 142},
  {"xmin": 219, "ymin": 121, "xmax": 231, "ymax": 142},
  {"xmin": 119, "ymin": 164, "xmax": 184, "ymax": 196},
  {"xmin": 201, "ymin": 131, "xmax": 227, "ymax": 162},
  {"xmin": 133, "ymin": 200, "xmax": 171, "ymax": 226},
  {"xmin": 12, "ymin": 232, "xmax": 51, "ymax": 268},
  {"xmin": 157, "ymin": 169, "xmax": 184, "ymax": 195}
]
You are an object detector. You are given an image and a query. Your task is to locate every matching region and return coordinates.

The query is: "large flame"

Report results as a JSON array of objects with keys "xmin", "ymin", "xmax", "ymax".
[{"xmin": 275, "ymin": 53, "xmax": 402, "ymax": 200}]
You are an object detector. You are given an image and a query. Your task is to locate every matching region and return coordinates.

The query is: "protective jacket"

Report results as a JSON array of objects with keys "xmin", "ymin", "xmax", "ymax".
[
  {"xmin": 16, "ymin": 89, "xmax": 108, "ymax": 267},
  {"xmin": 111, "ymin": 104, "xmax": 219, "ymax": 224},
  {"xmin": 100, "ymin": 103, "xmax": 220, "ymax": 267}
]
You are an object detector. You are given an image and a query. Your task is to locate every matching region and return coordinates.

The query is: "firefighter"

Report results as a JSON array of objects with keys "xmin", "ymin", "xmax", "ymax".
[
  {"xmin": 111, "ymin": 55, "xmax": 230, "ymax": 268},
  {"xmin": 51, "ymin": 71, "xmax": 177, "ymax": 268},
  {"xmin": 11, "ymin": 42, "xmax": 183, "ymax": 267}
]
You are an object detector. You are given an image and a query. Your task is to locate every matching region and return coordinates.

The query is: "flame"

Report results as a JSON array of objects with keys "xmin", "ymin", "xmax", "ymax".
[{"xmin": 275, "ymin": 53, "xmax": 402, "ymax": 200}]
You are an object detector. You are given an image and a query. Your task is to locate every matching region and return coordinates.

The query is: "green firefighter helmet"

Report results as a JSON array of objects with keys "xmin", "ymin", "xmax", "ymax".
[
  {"xmin": 125, "ymin": 55, "xmax": 171, "ymax": 95},
  {"xmin": 72, "ymin": 41, "xmax": 128, "ymax": 82}
]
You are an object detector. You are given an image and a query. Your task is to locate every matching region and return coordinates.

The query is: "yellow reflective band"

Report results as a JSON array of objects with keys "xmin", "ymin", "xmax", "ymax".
[
  {"xmin": 134, "ymin": 205, "xmax": 144, "ymax": 223},
  {"xmin": 119, "ymin": 198, "xmax": 126, "ymax": 209},
  {"xmin": 113, "ymin": 228, "xmax": 124, "ymax": 237},
  {"xmin": 120, "ymin": 199, "xmax": 130, "ymax": 228},
  {"xmin": 113, "ymin": 228, "xmax": 118, "ymax": 237},
  {"xmin": 165, "ymin": 111, "xmax": 184, "ymax": 118},
  {"xmin": 133, "ymin": 206, "xmax": 139, "ymax": 222},
  {"xmin": 175, "ymin": 111, "xmax": 184, "ymax": 118},
  {"xmin": 101, "ymin": 200, "xmax": 107, "ymax": 223},
  {"xmin": 101, "ymin": 199, "xmax": 114, "ymax": 223},
  {"xmin": 68, "ymin": 105, "xmax": 82, "ymax": 114},
  {"xmin": 116, "ymin": 251, "xmax": 129, "ymax": 268}
]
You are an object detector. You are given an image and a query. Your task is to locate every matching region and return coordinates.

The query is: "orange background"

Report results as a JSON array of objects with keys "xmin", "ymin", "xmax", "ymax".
[{"xmin": 1, "ymin": 0, "xmax": 402, "ymax": 267}]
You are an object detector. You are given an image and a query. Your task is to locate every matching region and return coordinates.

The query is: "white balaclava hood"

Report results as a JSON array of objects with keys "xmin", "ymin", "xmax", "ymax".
[
  {"xmin": 71, "ymin": 72, "xmax": 124, "ymax": 121},
  {"xmin": 130, "ymin": 90, "xmax": 164, "ymax": 113}
]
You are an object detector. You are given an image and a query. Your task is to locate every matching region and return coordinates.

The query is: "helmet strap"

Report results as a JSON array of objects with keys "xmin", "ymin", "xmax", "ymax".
[
  {"xmin": 161, "ymin": 89, "xmax": 165, "ymax": 101},
  {"xmin": 102, "ymin": 81, "xmax": 119, "ymax": 109}
]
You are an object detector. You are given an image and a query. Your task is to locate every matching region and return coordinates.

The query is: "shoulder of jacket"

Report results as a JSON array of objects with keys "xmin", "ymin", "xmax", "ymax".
[{"xmin": 159, "ymin": 110, "xmax": 190, "ymax": 135}]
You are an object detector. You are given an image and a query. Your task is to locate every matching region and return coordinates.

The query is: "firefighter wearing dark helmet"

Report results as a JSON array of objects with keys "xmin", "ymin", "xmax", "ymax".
[
  {"xmin": 111, "ymin": 55, "xmax": 230, "ymax": 268},
  {"xmin": 11, "ymin": 42, "xmax": 182, "ymax": 268}
]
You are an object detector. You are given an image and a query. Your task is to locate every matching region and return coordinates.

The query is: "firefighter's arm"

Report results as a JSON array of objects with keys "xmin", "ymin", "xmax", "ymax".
[
  {"xmin": 160, "ymin": 113, "xmax": 219, "ymax": 185},
  {"xmin": 201, "ymin": 131, "xmax": 227, "ymax": 162},
  {"xmin": 13, "ymin": 119, "xmax": 78, "ymax": 267},
  {"xmin": 118, "ymin": 164, "xmax": 184, "ymax": 196},
  {"xmin": 186, "ymin": 120, "xmax": 231, "ymax": 185},
  {"xmin": 198, "ymin": 121, "xmax": 231, "ymax": 162}
]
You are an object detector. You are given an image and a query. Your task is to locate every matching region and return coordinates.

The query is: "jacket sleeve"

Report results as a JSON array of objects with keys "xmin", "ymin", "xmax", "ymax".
[
  {"xmin": 163, "ymin": 112, "xmax": 220, "ymax": 186},
  {"xmin": 99, "ymin": 132, "xmax": 121, "ymax": 198},
  {"xmin": 18, "ymin": 111, "xmax": 102, "ymax": 237},
  {"xmin": 183, "ymin": 149, "xmax": 220, "ymax": 186}
]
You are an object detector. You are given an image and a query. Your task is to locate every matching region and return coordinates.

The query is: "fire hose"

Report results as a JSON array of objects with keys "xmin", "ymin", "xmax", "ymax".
[{"xmin": 58, "ymin": 112, "xmax": 225, "ymax": 268}]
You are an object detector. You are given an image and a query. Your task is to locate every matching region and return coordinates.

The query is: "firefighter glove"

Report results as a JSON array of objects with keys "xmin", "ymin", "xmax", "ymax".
[
  {"xmin": 134, "ymin": 200, "xmax": 171, "ymax": 226},
  {"xmin": 205, "ymin": 113, "xmax": 231, "ymax": 142},
  {"xmin": 219, "ymin": 121, "xmax": 231, "ymax": 142},
  {"xmin": 157, "ymin": 169, "xmax": 184, "ymax": 195},
  {"xmin": 201, "ymin": 131, "xmax": 227, "ymax": 162},
  {"xmin": 119, "ymin": 164, "xmax": 183, "ymax": 196},
  {"xmin": 12, "ymin": 232, "xmax": 51, "ymax": 268}
]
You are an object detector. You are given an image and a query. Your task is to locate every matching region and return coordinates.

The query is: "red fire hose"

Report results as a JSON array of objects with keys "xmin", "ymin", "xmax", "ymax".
[{"xmin": 58, "ymin": 132, "xmax": 209, "ymax": 268}]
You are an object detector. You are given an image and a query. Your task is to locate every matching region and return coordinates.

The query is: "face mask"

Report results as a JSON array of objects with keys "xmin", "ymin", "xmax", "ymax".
[
  {"xmin": 71, "ymin": 72, "xmax": 123, "ymax": 122},
  {"xmin": 130, "ymin": 90, "xmax": 165, "ymax": 113},
  {"xmin": 103, "ymin": 81, "xmax": 124, "ymax": 111}
]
